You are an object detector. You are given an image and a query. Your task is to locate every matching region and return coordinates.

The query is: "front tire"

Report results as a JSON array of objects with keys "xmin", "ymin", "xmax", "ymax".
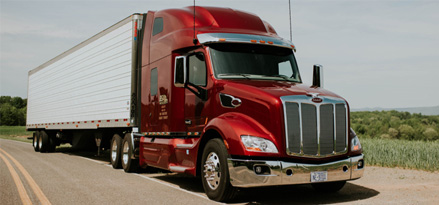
[
  {"xmin": 201, "ymin": 138, "xmax": 237, "ymax": 202},
  {"xmin": 110, "ymin": 134, "xmax": 123, "ymax": 169},
  {"xmin": 121, "ymin": 133, "xmax": 139, "ymax": 173},
  {"xmin": 311, "ymin": 181, "xmax": 346, "ymax": 192}
]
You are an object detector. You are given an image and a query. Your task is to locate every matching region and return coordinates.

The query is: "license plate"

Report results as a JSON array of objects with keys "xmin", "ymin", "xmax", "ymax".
[{"xmin": 311, "ymin": 171, "xmax": 328, "ymax": 182}]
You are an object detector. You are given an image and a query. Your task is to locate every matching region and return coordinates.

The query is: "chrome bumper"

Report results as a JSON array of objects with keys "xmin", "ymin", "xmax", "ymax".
[{"xmin": 228, "ymin": 154, "xmax": 364, "ymax": 188}]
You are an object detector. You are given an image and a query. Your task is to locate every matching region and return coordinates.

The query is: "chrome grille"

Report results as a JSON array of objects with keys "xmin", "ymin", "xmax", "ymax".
[{"xmin": 281, "ymin": 95, "xmax": 348, "ymax": 157}]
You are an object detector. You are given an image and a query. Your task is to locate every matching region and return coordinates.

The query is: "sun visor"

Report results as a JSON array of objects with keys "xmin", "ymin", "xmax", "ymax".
[{"xmin": 197, "ymin": 33, "xmax": 296, "ymax": 51}]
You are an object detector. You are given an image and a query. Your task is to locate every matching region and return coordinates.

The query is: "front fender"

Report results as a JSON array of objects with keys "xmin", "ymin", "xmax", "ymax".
[{"xmin": 204, "ymin": 112, "xmax": 280, "ymax": 157}]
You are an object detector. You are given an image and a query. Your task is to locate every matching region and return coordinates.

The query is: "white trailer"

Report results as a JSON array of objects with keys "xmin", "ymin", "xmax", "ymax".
[
  {"xmin": 27, "ymin": 15, "xmax": 143, "ymax": 130},
  {"xmin": 27, "ymin": 14, "xmax": 145, "ymax": 154}
]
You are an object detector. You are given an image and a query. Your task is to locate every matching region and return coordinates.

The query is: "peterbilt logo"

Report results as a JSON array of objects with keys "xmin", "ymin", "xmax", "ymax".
[
  {"xmin": 307, "ymin": 93, "xmax": 322, "ymax": 103},
  {"xmin": 312, "ymin": 98, "xmax": 323, "ymax": 103}
]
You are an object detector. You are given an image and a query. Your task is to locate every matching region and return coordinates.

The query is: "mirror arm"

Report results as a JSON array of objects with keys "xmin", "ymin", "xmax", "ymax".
[{"xmin": 185, "ymin": 82, "xmax": 208, "ymax": 101}]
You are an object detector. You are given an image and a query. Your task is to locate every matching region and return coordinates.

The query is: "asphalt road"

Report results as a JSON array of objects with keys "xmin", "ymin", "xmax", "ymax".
[{"xmin": 1, "ymin": 138, "xmax": 438, "ymax": 204}]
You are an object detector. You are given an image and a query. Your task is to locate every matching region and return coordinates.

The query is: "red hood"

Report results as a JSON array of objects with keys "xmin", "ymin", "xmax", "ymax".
[{"xmin": 217, "ymin": 79, "xmax": 345, "ymax": 101}]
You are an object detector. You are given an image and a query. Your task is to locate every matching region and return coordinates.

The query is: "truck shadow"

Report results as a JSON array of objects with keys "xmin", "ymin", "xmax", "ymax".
[
  {"xmin": 153, "ymin": 174, "xmax": 379, "ymax": 204},
  {"xmin": 56, "ymin": 147, "xmax": 379, "ymax": 204}
]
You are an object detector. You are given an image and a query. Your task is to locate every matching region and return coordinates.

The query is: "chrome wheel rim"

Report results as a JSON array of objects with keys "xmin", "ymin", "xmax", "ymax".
[
  {"xmin": 38, "ymin": 135, "xmax": 42, "ymax": 150},
  {"xmin": 111, "ymin": 140, "xmax": 117, "ymax": 162},
  {"xmin": 122, "ymin": 141, "xmax": 129, "ymax": 166},
  {"xmin": 203, "ymin": 152, "xmax": 221, "ymax": 190},
  {"xmin": 33, "ymin": 135, "xmax": 37, "ymax": 148}
]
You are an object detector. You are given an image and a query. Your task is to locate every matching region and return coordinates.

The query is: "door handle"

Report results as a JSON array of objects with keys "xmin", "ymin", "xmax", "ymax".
[{"xmin": 185, "ymin": 119, "xmax": 192, "ymax": 125}]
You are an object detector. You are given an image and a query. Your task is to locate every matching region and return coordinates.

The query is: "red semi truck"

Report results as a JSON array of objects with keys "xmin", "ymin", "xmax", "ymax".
[{"xmin": 27, "ymin": 6, "xmax": 364, "ymax": 201}]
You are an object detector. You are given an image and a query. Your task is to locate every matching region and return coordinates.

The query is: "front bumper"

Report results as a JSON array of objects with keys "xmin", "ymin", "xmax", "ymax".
[{"xmin": 228, "ymin": 154, "xmax": 364, "ymax": 188}]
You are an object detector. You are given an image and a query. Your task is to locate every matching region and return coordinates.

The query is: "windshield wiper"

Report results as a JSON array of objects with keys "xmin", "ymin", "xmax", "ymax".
[
  {"xmin": 261, "ymin": 74, "xmax": 296, "ymax": 82},
  {"xmin": 218, "ymin": 73, "xmax": 251, "ymax": 80}
]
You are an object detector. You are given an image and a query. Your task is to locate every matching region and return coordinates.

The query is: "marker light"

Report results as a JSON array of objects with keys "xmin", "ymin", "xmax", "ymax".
[{"xmin": 351, "ymin": 128, "xmax": 362, "ymax": 152}]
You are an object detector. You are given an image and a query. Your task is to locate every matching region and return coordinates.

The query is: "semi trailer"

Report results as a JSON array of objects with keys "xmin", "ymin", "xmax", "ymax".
[{"xmin": 27, "ymin": 6, "xmax": 364, "ymax": 202}]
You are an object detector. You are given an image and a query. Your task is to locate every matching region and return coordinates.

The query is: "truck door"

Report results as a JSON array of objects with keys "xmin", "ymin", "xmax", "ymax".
[{"xmin": 185, "ymin": 51, "xmax": 208, "ymax": 133}]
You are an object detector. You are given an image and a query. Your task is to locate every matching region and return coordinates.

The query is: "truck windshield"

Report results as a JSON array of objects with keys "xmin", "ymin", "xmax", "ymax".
[{"xmin": 209, "ymin": 44, "xmax": 301, "ymax": 83}]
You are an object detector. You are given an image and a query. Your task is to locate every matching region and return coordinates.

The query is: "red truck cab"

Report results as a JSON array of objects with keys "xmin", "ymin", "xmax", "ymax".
[{"xmin": 134, "ymin": 6, "xmax": 364, "ymax": 201}]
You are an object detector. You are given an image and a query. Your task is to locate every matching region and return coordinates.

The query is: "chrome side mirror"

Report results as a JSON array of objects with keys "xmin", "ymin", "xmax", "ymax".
[{"xmin": 312, "ymin": 64, "xmax": 324, "ymax": 88}]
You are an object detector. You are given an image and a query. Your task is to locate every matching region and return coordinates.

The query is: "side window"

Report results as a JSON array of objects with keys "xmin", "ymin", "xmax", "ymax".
[
  {"xmin": 174, "ymin": 56, "xmax": 186, "ymax": 87},
  {"xmin": 151, "ymin": 68, "xmax": 158, "ymax": 96},
  {"xmin": 152, "ymin": 17, "xmax": 163, "ymax": 36},
  {"xmin": 188, "ymin": 53, "xmax": 207, "ymax": 86},
  {"xmin": 278, "ymin": 61, "xmax": 293, "ymax": 77}
]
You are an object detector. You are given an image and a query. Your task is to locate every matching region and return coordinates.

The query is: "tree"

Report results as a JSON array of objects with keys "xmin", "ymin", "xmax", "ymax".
[
  {"xmin": 423, "ymin": 128, "xmax": 438, "ymax": 141},
  {"xmin": 0, "ymin": 96, "xmax": 27, "ymax": 126},
  {"xmin": 398, "ymin": 124, "xmax": 415, "ymax": 140},
  {"xmin": 0, "ymin": 103, "xmax": 17, "ymax": 125}
]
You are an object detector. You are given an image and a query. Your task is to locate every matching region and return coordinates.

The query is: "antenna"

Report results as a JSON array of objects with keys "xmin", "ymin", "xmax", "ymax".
[
  {"xmin": 289, "ymin": 0, "xmax": 292, "ymax": 42},
  {"xmin": 193, "ymin": 0, "xmax": 197, "ymax": 45}
]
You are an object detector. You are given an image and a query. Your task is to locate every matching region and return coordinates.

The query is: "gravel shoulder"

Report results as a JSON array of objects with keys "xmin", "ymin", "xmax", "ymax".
[{"xmin": 343, "ymin": 166, "xmax": 439, "ymax": 205}]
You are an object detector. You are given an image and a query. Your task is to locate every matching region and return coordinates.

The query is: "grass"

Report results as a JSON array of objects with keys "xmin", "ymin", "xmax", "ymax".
[
  {"xmin": 0, "ymin": 126, "xmax": 32, "ymax": 143},
  {"xmin": 361, "ymin": 138, "xmax": 439, "ymax": 172}
]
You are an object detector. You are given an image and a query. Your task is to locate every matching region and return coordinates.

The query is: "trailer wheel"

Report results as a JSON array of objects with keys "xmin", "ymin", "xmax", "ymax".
[
  {"xmin": 110, "ymin": 134, "xmax": 123, "ymax": 169},
  {"xmin": 33, "ymin": 131, "xmax": 40, "ymax": 152},
  {"xmin": 39, "ymin": 130, "xmax": 50, "ymax": 153},
  {"xmin": 201, "ymin": 138, "xmax": 237, "ymax": 202},
  {"xmin": 311, "ymin": 181, "xmax": 346, "ymax": 192},
  {"xmin": 121, "ymin": 133, "xmax": 139, "ymax": 173},
  {"xmin": 48, "ymin": 132, "xmax": 57, "ymax": 152}
]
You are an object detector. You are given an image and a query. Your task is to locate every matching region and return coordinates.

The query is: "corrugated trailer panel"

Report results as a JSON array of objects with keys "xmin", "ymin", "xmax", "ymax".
[{"xmin": 27, "ymin": 16, "xmax": 136, "ymax": 130}]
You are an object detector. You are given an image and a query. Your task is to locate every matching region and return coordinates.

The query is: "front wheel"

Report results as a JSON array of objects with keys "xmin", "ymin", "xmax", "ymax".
[
  {"xmin": 311, "ymin": 181, "xmax": 346, "ymax": 192},
  {"xmin": 201, "ymin": 138, "xmax": 237, "ymax": 202}
]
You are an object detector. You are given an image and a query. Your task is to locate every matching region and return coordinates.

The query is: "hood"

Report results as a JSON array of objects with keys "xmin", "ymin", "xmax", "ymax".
[{"xmin": 217, "ymin": 79, "xmax": 345, "ymax": 101}]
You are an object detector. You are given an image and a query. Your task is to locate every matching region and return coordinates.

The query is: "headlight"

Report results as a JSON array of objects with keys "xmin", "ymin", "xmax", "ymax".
[
  {"xmin": 240, "ymin": 135, "xmax": 278, "ymax": 153},
  {"xmin": 350, "ymin": 128, "xmax": 362, "ymax": 152}
]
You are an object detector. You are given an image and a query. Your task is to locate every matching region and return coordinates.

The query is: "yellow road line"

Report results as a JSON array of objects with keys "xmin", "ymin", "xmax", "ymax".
[
  {"xmin": 0, "ymin": 148, "xmax": 52, "ymax": 205},
  {"xmin": 0, "ymin": 152, "xmax": 32, "ymax": 205}
]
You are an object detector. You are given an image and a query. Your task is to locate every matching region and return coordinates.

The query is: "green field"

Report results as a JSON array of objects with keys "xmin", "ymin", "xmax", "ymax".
[
  {"xmin": 361, "ymin": 138, "xmax": 439, "ymax": 172},
  {"xmin": 0, "ymin": 126, "xmax": 32, "ymax": 143}
]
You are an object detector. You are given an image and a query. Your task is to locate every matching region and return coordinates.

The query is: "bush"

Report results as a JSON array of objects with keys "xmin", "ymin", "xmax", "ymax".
[
  {"xmin": 351, "ymin": 111, "xmax": 439, "ymax": 141},
  {"xmin": 423, "ymin": 128, "xmax": 438, "ymax": 141}
]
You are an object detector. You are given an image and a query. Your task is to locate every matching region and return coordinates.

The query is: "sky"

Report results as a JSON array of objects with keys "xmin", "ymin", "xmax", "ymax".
[{"xmin": 1, "ymin": 0, "xmax": 438, "ymax": 109}]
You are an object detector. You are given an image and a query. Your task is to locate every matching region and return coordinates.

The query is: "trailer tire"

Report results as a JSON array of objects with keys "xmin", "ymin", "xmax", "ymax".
[
  {"xmin": 110, "ymin": 134, "xmax": 123, "ymax": 169},
  {"xmin": 33, "ymin": 131, "xmax": 40, "ymax": 152},
  {"xmin": 48, "ymin": 132, "xmax": 57, "ymax": 152},
  {"xmin": 39, "ymin": 130, "xmax": 50, "ymax": 153},
  {"xmin": 311, "ymin": 181, "xmax": 346, "ymax": 192},
  {"xmin": 201, "ymin": 138, "xmax": 237, "ymax": 202},
  {"xmin": 121, "ymin": 133, "xmax": 139, "ymax": 173}
]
